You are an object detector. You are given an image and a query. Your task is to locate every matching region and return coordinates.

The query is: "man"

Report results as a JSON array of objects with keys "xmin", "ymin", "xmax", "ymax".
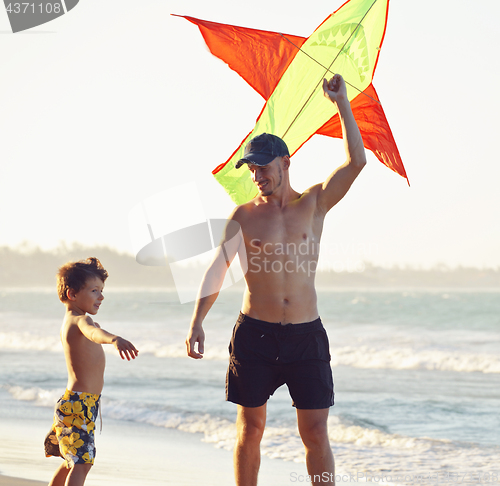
[{"xmin": 186, "ymin": 74, "xmax": 366, "ymax": 486}]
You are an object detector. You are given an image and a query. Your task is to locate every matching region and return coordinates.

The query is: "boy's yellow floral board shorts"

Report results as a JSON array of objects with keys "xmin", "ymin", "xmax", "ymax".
[{"xmin": 44, "ymin": 389, "xmax": 100, "ymax": 468}]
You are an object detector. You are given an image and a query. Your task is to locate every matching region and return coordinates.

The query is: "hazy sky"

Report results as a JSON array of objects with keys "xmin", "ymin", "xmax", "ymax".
[{"xmin": 1, "ymin": 0, "xmax": 499, "ymax": 269}]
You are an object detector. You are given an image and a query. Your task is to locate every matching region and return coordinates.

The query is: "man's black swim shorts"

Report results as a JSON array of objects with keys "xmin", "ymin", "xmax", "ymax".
[{"xmin": 226, "ymin": 312, "xmax": 334, "ymax": 409}]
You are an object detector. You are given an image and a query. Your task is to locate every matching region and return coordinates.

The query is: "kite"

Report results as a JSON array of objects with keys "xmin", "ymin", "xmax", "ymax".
[{"xmin": 175, "ymin": 0, "xmax": 408, "ymax": 205}]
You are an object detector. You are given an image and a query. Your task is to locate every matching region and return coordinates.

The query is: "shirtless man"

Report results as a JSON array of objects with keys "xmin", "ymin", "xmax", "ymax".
[
  {"xmin": 186, "ymin": 74, "xmax": 366, "ymax": 486},
  {"xmin": 45, "ymin": 257, "xmax": 138, "ymax": 486}
]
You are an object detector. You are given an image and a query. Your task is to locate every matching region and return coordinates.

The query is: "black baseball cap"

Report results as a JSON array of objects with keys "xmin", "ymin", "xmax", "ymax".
[{"xmin": 235, "ymin": 133, "xmax": 289, "ymax": 169}]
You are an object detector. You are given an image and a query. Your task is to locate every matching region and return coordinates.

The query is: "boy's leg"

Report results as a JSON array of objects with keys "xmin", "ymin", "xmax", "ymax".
[
  {"xmin": 297, "ymin": 408, "xmax": 335, "ymax": 486},
  {"xmin": 48, "ymin": 462, "xmax": 70, "ymax": 486},
  {"xmin": 65, "ymin": 464, "xmax": 92, "ymax": 486},
  {"xmin": 234, "ymin": 403, "xmax": 267, "ymax": 486}
]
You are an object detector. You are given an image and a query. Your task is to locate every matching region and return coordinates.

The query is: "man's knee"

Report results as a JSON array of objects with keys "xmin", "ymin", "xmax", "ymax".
[
  {"xmin": 236, "ymin": 406, "xmax": 266, "ymax": 443},
  {"xmin": 298, "ymin": 412, "xmax": 330, "ymax": 449}
]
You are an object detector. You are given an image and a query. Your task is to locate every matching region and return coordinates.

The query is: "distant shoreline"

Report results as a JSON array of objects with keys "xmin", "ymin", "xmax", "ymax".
[
  {"xmin": 2, "ymin": 286, "xmax": 500, "ymax": 293},
  {"xmin": 1, "ymin": 244, "xmax": 499, "ymax": 289}
]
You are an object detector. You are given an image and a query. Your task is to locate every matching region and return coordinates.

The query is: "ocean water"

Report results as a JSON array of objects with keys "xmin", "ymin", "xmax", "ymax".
[{"xmin": 1, "ymin": 287, "xmax": 499, "ymax": 484}]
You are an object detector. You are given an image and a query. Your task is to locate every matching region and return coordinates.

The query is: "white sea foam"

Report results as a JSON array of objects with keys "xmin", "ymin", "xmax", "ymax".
[
  {"xmin": 99, "ymin": 398, "xmax": 437, "ymax": 457},
  {"xmin": 104, "ymin": 400, "xmax": 499, "ymax": 476},
  {"xmin": 0, "ymin": 385, "xmax": 461, "ymax": 456},
  {"xmin": 7, "ymin": 384, "xmax": 426, "ymax": 454}
]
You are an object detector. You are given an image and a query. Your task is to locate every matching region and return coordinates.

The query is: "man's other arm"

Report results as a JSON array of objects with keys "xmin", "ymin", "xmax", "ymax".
[{"xmin": 186, "ymin": 211, "xmax": 244, "ymax": 359}]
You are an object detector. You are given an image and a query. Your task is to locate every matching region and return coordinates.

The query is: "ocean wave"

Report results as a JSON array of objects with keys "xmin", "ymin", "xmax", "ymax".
[
  {"xmin": 2, "ymin": 333, "xmax": 498, "ymax": 374},
  {"xmin": 0, "ymin": 332, "xmax": 131, "ymax": 355},
  {"xmin": 0, "ymin": 332, "xmax": 226, "ymax": 359},
  {"xmin": 0, "ymin": 332, "xmax": 61, "ymax": 352},
  {"xmin": 4, "ymin": 385, "xmax": 62, "ymax": 407},
  {"xmin": 101, "ymin": 341, "xmax": 500, "ymax": 373},
  {"xmin": 331, "ymin": 346, "xmax": 500, "ymax": 373},
  {"xmin": 137, "ymin": 341, "xmax": 230, "ymax": 361}
]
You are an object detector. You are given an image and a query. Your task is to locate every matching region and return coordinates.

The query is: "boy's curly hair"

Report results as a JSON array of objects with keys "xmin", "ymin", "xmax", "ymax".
[{"xmin": 56, "ymin": 257, "xmax": 108, "ymax": 302}]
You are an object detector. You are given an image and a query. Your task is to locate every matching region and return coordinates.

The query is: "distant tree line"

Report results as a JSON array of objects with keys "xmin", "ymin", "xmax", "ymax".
[
  {"xmin": 0, "ymin": 243, "xmax": 174, "ymax": 288},
  {"xmin": 314, "ymin": 262, "xmax": 500, "ymax": 288}
]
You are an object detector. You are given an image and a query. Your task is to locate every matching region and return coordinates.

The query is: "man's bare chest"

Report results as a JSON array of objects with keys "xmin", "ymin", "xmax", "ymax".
[{"xmin": 241, "ymin": 206, "xmax": 320, "ymax": 258}]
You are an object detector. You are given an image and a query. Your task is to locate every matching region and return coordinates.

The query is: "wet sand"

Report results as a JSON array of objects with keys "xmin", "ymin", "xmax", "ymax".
[{"xmin": 0, "ymin": 414, "xmax": 304, "ymax": 485}]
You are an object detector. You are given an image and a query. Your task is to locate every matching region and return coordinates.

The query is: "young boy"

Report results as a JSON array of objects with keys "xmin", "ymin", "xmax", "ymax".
[{"xmin": 44, "ymin": 257, "xmax": 138, "ymax": 486}]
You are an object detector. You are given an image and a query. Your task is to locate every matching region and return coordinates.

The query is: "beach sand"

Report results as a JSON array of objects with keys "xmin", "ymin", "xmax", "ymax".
[
  {"xmin": 0, "ymin": 477, "xmax": 45, "ymax": 486},
  {"xmin": 0, "ymin": 414, "xmax": 306, "ymax": 485}
]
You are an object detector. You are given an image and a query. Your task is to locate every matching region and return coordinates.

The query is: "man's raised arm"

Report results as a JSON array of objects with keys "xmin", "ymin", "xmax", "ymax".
[
  {"xmin": 186, "ymin": 213, "xmax": 244, "ymax": 359},
  {"xmin": 317, "ymin": 74, "xmax": 367, "ymax": 213}
]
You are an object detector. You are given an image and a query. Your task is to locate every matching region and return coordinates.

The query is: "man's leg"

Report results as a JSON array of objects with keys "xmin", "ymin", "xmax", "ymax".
[
  {"xmin": 234, "ymin": 403, "xmax": 267, "ymax": 486},
  {"xmin": 297, "ymin": 408, "xmax": 335, "ymax": 486}
]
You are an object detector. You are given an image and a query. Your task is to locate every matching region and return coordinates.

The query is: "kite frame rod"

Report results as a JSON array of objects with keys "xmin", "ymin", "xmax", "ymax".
[{"xmin": 281, "ymin": 0, "xmax": 380, "ymax": 140}]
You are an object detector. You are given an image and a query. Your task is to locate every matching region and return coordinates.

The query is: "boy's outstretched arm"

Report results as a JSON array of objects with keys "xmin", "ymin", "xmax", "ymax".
[{"xmin": 78, "ymin": 316, "xmax": 139, "ymax": 361}]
